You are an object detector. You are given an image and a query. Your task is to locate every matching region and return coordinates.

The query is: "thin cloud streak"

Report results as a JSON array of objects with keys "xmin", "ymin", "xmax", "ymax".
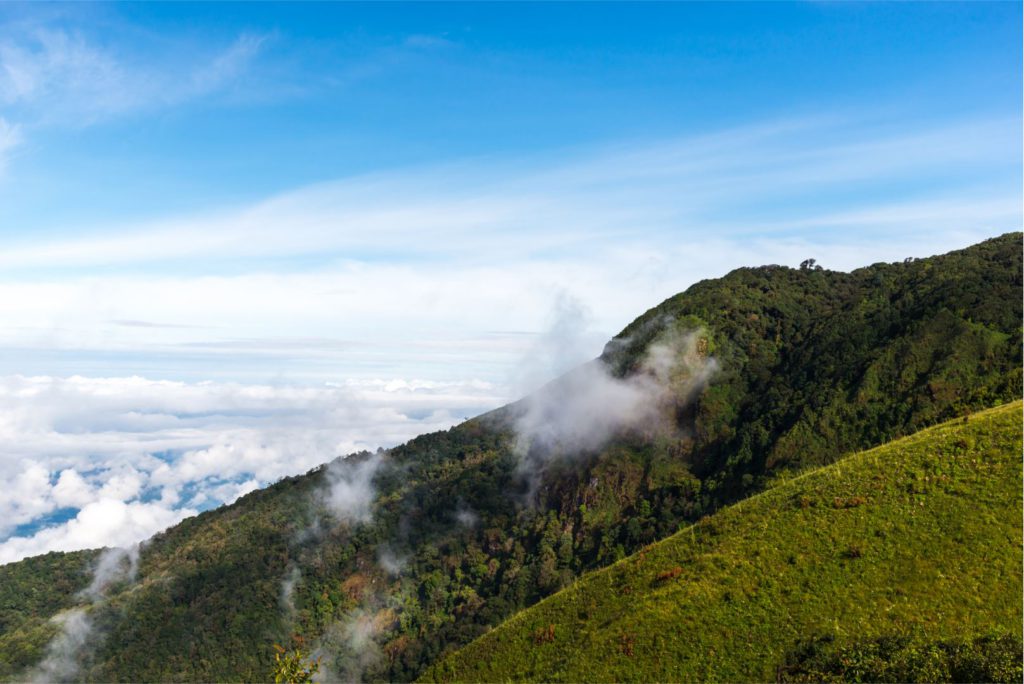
[
  {"xmin": 0, "ymin": 117, "xmax": 20, "ymax": 173},
  {"xmin": 0, "ymin": 24, "xmax": 270, "ymax": 125},
  {"xmin": 0, "ymin": 115, "xmax": 1017, "ymax": 271},
  {"xmin": 0, "ymin": 232, "xmax": 1009, "ymax": 389}
]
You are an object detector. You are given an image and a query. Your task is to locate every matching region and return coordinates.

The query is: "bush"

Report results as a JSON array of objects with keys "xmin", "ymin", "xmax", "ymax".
[{"xmin": 779, "ymin": 632, "xmax": 1023, "ymax": 683}]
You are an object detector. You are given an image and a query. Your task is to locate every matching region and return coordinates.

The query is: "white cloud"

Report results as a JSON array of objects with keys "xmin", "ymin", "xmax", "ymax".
[
  {"xmin": 0, "ymin": 116, "xmax": 19, "ymax": 172},
  {"xmin": 513, "ymin": 326, "xmax": 715, "ymax": 463},
  {"xmin": 28, "ymin": 544, "xmax": 141, "ymax": 681},
  {"xmin": 323, "ymin": 453, "xmax": 384, "ymax": 524},
  {"xmin": 29, "ymin": 607, "xmax": 91, "ymax": 683},
  {"xmin": 0, "ymin": 499, "xmax": 195, "ymax": 565},
  {"xmin": 0, "ymin": 373, "xmax": 505, "ymax": 564},
  {"xmin": 52, "ymin": 469, "xmax": 94, "ymax": 508},
  {"xmin": 0, "ymin": 27, "xmax": 129, "ymax": 117},
  {"xmin": 185, "ymin": 32, "xmax": 268, "ymax": 100},
  {"xmin": 0, "ymin": 115, "xmax": 1017, "ymax": 272},
  {"xmin": 0, "ymin": 15, "xmax": 270, "ymax": 187},
  {"xmin": 0, "ymin": 229, "xmax": 1005, "ymax": 388},
  {"xmin": 512, "ymin": 294, "xmax": 608, "ymax": 396},
  {"xmin": 2, "ymin": 463, "xmax": 53, "ymax": 531},
  {"xmin": 96, "ymin": 468, "xmax": 144, "ymax": 502},
  {"xmin": 0, "ymin": 25, "xmax": 269, "ymax": 124},
  {"xmin": 204, "ymin": 478, "xmax": 261, "ymax": 507},
  {"xmin": 0, "ymin": 114, "xmax": 1016, "ymax": 386}
]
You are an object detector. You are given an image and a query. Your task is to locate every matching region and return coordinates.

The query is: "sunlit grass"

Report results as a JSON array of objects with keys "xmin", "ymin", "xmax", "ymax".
[{"xmin": 427, "ymin": 402, "xmax": 1023, "ymax": 683}]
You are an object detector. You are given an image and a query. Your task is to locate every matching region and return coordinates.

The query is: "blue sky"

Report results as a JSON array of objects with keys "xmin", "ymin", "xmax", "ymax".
[
  {"xmin": 1, "ymin": 2, "xmax": 1019, "ymax": 236},
  {"xmin": 0, "ymin": 2, "xmax": 1020, "ymax": 562}
]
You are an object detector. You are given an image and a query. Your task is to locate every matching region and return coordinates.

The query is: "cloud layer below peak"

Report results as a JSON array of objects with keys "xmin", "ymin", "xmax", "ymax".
[{"xmin": 0, "ymin": 373, "xmax": 504, "ymax": 564}]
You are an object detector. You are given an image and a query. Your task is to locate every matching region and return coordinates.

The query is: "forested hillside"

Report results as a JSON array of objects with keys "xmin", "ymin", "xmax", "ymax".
[
  {"xmin": 427, "ymin": 402, "xmax": 1023, "ymax": 683},
  {"xmin": 1, "ymin": 233, "xmax": 1019, "ymax": 682},
  {"xmin": 0, "ymin": 550, "xmax": 101, "ymax": 675}
]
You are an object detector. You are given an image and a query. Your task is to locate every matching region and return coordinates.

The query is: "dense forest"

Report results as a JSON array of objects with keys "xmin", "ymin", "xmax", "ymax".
[{"xmin": 0, "ymin": 233, "xmax": 1020, "ymax": 682}]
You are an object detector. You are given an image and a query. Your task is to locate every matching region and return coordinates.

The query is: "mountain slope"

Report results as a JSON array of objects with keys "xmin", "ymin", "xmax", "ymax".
[
  {"xmin": 426, "ymin": 401, "xmax": 1024, "ymax": 683},
  {"xmin": 0, "ymin": 550, "xmax": 101, "ymax": 676},
  {"xmin": 0, "ymin": 233, "xmax": 1020, "ymax": 682},
  {"xmin": 605, "ymin": 232, "xmax": 1021, "ymax": 502}
]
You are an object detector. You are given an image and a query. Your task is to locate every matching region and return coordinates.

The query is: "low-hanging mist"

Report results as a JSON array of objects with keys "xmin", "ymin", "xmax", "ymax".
[
  {"xmin": 271, "ymin": 320, "xmax": 720, "ymax": 681},
  {"xmin": 511, "ymin": 324, "xmax": 718, "ymax": 471},
  {"xmin": 29, "ymin": 545, "xmax": 140, "ymax": 683}
]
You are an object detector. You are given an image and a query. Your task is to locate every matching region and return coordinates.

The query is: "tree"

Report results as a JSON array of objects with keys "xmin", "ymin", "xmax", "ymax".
[{"xmin": 272, "ymin": 641, "xmax": 321, "ymax": 684}]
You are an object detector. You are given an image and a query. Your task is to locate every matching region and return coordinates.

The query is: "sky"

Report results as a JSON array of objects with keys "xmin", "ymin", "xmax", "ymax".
[{"xmin": 0, "ymin": 2, "xmax": 1020, "ymax": 563}]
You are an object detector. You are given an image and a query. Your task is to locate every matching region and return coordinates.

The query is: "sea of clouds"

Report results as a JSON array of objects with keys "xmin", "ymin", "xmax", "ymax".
[{"xmin": 0, "ymin": 374, "xmax": 504, "ymax": 564}]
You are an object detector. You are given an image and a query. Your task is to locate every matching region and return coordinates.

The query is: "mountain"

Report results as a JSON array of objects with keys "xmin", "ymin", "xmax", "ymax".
[
  {"xmin": 425, "ymin": 401, "xmax": 1023, "ymax": 683},
  {"xmin": 0, "ymin": 233, "xmax": 1019, "ymax": 682}
]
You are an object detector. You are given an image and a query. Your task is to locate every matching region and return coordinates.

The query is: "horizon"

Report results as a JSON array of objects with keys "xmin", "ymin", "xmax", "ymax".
[{"xmin": 0, "ymin": 2, "xmax": 1020, "ymax": 564}]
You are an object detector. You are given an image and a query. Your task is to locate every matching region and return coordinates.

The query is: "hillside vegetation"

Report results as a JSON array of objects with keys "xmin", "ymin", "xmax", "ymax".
[
  {"xmin": 427, "ymin": 401, "xmax": 1024, "ymax": 683},
  {"xmin": 0, "ymin": 234, "xmax": 1019, "ymax": 682},
  {"xmin": 0, "ymin": 549, "xmax": 101, "ymax": 675}
]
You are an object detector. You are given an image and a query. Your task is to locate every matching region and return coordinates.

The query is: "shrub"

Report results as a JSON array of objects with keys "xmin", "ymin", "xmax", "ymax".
[{"xmin": 780, "ymin": 632, "xmax": 1023, "ymax": 683}]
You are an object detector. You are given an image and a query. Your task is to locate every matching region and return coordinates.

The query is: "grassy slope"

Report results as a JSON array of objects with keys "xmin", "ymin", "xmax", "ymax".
[{"xmin": 426, "ymin": 401, "xmax": 1023, "ymax": 683}]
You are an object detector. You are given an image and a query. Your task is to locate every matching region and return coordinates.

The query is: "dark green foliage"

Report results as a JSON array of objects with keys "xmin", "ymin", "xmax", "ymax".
[
  {"xmin": 0, "ymin": 549, "xmax": 100, "ymax": 634},
  {"xmin": 606, "ymin": 232, "xmax": 1022, "ymax": 502},
  {"xmin": 82, "ymin": 467, "xmax": 326, "ymax": 681},
  {"xmin": 0, "ymin": 549, "xmax": 100, "ymax": 678},
  {"xmin": 428, "ymin": 403, "xmax": 1023, "ymax": 682},
  {"xmin": 0, "ymin": 233, "xmax": 1020, "ymax": 682},
  {"xmin": 780, "ymin": 632, "xmax": 1024, "ymax": 683}
]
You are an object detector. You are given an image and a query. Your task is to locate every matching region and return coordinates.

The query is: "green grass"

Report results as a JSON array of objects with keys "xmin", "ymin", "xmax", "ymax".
[{"xmin": 425, "ymin": 401, "xmax": 1023, "ymax": 683}]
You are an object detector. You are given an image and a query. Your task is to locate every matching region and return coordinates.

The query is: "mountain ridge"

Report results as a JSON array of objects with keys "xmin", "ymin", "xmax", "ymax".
[{"xmin": 0, "ymin": 232, "xmax": 1020, "ymax": 682}]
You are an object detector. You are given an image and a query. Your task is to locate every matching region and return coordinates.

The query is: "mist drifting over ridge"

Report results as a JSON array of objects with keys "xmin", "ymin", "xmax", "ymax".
[
  {"xmin": 28, "ymin": 545, "xmax": 141, "ymax": 682},
  {"xmin": 250, "ymin": 309, "xmax": 723, "ymax": 682},
  {"xmin": 509, "ymin": 319, "xmax": 717, "ymax": 479}
]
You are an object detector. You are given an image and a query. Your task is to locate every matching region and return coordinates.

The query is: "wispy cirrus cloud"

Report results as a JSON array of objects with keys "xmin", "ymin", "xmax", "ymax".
[
  {"xmin": 0, "ymin": 114, "xmax": 1018, "ymax": 270},
  {"xmin": 0, "ymin": 27, "xmax": 270, "ymax": 125},
  {"xmin": 0, "ymin": 116, "xmax": 18, "ymax": 172}
]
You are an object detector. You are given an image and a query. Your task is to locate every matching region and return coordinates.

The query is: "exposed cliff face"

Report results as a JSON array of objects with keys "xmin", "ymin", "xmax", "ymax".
[{"xmin": 1, "ymin": 233, "xmax": 1019, "ymax": 683}]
